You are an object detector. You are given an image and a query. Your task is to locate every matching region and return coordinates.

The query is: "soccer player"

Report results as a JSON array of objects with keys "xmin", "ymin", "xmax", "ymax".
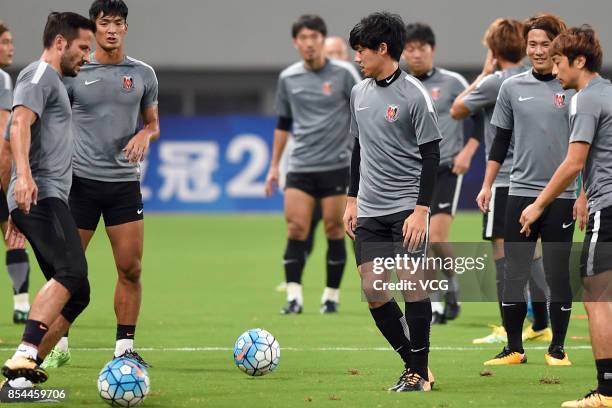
[
  {"xmin": 264, "ymin": 15, "xmax": 360, "ymax": 314},
  {"xmin": 0, "ymin": 21, "xmax": 31, "ymax": 324},
  {"xmin": 520, "ymin": 25, "xmax": 612, "ymax": 408},
  {"xmin": 476, "ymin": 13, "xmax": 584, "ymax": 366},
  {"xmin": 41, "ymin": 0, "xmax": 159, "ymax": 369},
  {"xmin": 451, "ymin": 18, "xmax": 553, "ymax": 344},
  {"xmin": 0, "ymin": 11, "xmax": 95, "ymax": 386},
  {"xmin": 402, "ymin": 22, "xmax": 475, "ymax": 323},
  {"xmin": 344, "ymin": 11, "xmax": 441, "ymax": 391}
]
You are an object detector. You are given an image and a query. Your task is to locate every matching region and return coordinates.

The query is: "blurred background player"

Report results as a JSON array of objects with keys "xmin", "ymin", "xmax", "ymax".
[
  {"xmin": 265, "ymin": 15, "xmax": 360, "ymax": 314},
  {"xmin": 0, "ymin": 21, "xmax": 31, "ymax": 325},
  {"xmin": 402, "ymin": 22, "xmax": 476, "ymax": 324},
  {"xmin": 451, "ymin": 18, "xmax": 552, "ymax": 345},
  {"xmin": 477, "ymin": 13, "xmax": 585, "ymax": 367},
  {"xmin": 275, "ymin": 34, "xmax": 353, "ymax": 295},
  {"xmin": 345, "ymin": 11, "xmax": 441, "ymax": 392},
  {"xmin": 0, "ymin": 11, "xmax": 94, "ymax": 390},
  {"xmin": 42, "ymin": 0, "xmax": 159, "ymax": 369},
  {"xmin": 520, "ymin": 25, "xmax": 612, "ymax": 408}
]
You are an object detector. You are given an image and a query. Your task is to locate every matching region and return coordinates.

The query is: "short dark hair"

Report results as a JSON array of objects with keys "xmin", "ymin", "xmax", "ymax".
[
  {"xmin": 349, "ymin": 12, "xmax": 406, "ymax": 61},
  {"xmin": 523, "ymin": 13, "xmax": 566, "ymax": 42},
  {"xmin": 291, "ymin": 14, "xmax": 326, "ymax": 38},
  {"xmin": 89, "ymin": 0, "xmax": 128, "ymax": 21},
  {"xmin": 405, "ymin": 22, "xmax": 436, "ymax": 48},
  {"xmin": 0, "ymin": 22, "xmax": 9, "ymax": 37},
  {"xmin": 483, "ymin": 19, "xmax": 525, "ymax": 63},
  {"xmin": 552, "ymin": 25, "xmax": 603, "ymax": 73},
  {"xmin": 43, "ymin": 12, "xmax": 96, "ymax": 49}
]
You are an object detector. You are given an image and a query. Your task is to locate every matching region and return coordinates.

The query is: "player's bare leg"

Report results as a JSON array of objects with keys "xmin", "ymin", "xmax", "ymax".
[
  {"xmin": 280, "ymin": 188, "xmax": 315, "ymax": 314},
  {"xmin": 319, "ymin": 194, "xmax": 346, "ymax": 313}
]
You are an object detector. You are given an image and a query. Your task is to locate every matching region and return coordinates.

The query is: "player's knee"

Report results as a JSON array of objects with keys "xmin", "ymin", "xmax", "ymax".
[
  {"xmin": 286, "ymin": 220, "xmax": 309, "ymax": 240},
  {"xmin": 117, "ymin": 258, "xmax": 142, "ymax": 284},
  {"xmin": 61, "ymin": 279, "xmax": 90, "ymax": 323},
  {"xmin": 323, "ymin": 218, "xmax": 344, "ymax": 238}
]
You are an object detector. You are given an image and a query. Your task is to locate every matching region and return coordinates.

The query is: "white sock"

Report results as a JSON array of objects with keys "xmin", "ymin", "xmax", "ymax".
[
  {"xmin": 321, "ymin": 287, "xmax": 339, "ymax": 303},
  {"xmin": 114, "ymin": 339, "xmax": 134, "ymax": 357},
  {"xmin": 286, "ymin": 282, "xmax": 303, "ymax": 305},
  {"xmin": 13, "ymin": 343, "xmax": 37, "ymax": 360},
  {"xmin": 431, "ymin": 301, "xmax": 445, "ymax": 315},
  {"xmin": 56, "ymin": 337, "xmax": 69, "ymax": 353},
  {"xmin": 13, "ymin": 293, "xmax": 30, "ymax": 312},
  {"xmin": 8, "ymin": 378, "xmax": 33, "ymax": 388}
]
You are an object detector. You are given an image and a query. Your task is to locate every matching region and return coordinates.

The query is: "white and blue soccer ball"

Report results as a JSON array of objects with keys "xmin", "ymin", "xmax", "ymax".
[
  {"xmin": 233, "ymin": 328, "xmax": 280, "ymax": 376},
  {"xmin": 97, "ymin": 357, "xmax": 150, "ymax": 407}
]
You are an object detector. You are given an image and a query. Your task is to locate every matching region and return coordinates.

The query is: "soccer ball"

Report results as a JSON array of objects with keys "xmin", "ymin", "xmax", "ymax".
[
  {"xmin": 233, "ymin": 328, "xmax": 280, "ymax": 376},
  {"xmin": 97, "ymin": 357, "xmax": 150, "ymax": 407}
]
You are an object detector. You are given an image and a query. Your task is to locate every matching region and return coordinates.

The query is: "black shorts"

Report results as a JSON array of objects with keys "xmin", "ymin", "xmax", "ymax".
[
  {"xmin": 354, "ymin": 209, "xmax": 427, "ymax": 266},
  {"xmin": 482, "ymin": 186, "xmax": 509, "ymax": 241},
  {"xmin": 580, "ymin": 206, "xmax": 612, "ymax": 277},
  {"xmin": 285, "ymin": 167, "xmax": 349, "ymax": 199},
  {"xmin": 431, "ymin": 164, "xmax": 463, "ymax": 216},
  {"xmin": 69, "ymin": 176, "xmax": 144, "ymax": 231},
  {"xmin": 0, "ymin": 188, "xmax": 9, "ymax": 223}
]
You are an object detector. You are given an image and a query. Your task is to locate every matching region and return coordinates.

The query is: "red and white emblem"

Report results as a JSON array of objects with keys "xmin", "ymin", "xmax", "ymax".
[
  {"xmin": 322, "ymin": 81, "xmax": 332, "ymax": 96},
  {"xmin": 385, "ymin": 105, "xmax": 399, "ymax": 122},
  {"xmin": 122, "ymin": 75, "xmax": 134, "ymax": 90},
  {"xmin": 430, "ymin": 87, "xmax": 441, "ymax": 101},
  {"xmin": 554, "ymin": 92, "xmax": 566, "ymax": 108}
]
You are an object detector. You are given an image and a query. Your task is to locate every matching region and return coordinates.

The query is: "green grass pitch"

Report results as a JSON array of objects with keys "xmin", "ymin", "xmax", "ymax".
[{"xmin": 0, "ymin": 212, "xmax": 595, "ymax": 407}]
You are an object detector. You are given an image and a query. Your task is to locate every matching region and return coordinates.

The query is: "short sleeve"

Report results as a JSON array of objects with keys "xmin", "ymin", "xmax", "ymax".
[
  {"xmin": 141, "ymin": 66, "xmax": 158, "ymax": 110},
  {"xmin": 407, "ymin": 79, "xmax": 443, "ymax": 145},
  {"xmin": 490, "ymin": 78, "xmax": 514, "ymax": 130},
  {"xmin": 275, "ymin": 76, "xmax": 292, "ymax": 118},
  {"xmin": 462, "ymin": 74, "xmax": 500, "ymax": 113},
  {"xmin": 13, "ymin": 79, "xmax": 46, "ymax": 119},
  {"xmin": 569, "ymin": 92, "xmax": 599, "ymax": 144},
  {"xmin": 0, "ymin": 72, "xmax": 12, "ymax": 111}
]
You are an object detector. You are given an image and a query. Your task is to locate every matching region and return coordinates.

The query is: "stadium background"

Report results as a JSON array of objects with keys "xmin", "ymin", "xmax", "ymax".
[{"xmin": 3, "ymin": 0, "xmax": 612, "ymax": 212}]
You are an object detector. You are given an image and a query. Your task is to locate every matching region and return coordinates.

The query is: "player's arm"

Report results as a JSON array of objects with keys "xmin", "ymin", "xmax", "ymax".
[
  {"xmin": 265, "ymin": 75, "xmax": 292, "ymax": 197},
  {"xmin": 0, "ymin": 109, "xmax": 12, "ymax": 192},
  {"xmin": 344, "ymin": 138, "xmax": 359, "ymax": 240},
  {"xmin": 9, "ymin": 106, "xmax": 37, "ymax": 214},
  {"xmin": 123, "ymin": 105, "xmax": 160, "ymax": 163},
  {"xmin": 476, "ymin": 125, "xmax": 510, "ymax": 213},
  {"xmin": 452, "ymin": 112, "xmax": 483, "ymax": 175},
  {"xmin": 451, "ymin": 49, "xmax": 497, "ymax": 120}
]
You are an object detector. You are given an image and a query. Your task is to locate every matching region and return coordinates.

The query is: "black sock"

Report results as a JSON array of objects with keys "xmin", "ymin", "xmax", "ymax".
[
  {"xmin": 404, "ymin": 299, "xmax": 432, "ymax": 380},
  {"xmin": 116, "ymin": 324, "xmax": 136, "ymax": 341},
  {"xmin": 549, "ymin": 301, "xmax": 571, "ymax": 348},
  {"xmin": 326, "ymin": 239, "xmax": 346, "ymax": 289},
  {"xmin": 22, "ymin": 320, "xmax": 48, "ymax": 347},
  {"xmin": 531, "ymin": 301, "xmax": 549, "ymax": 331},
  {"xmin": 495, "ymin": 258, "xmax": 505, "ymax": 324},
  {"xmin": 369, "ymin": 300, "xmax": 411, "ymax": 367},
  {"xmin": 284, "ymin": 239, "xmax": 307, "ymax": 284},
  {"xmin": 597, "ymin": 359, "xmax": 612, "ymax": 396},
  {"xmin": 6, "ymin": 249, "xmax": 29, "ymax": 295},
  {"xmin": 502, "ymin": 302, "xmax": 526, "ymax": 353}
]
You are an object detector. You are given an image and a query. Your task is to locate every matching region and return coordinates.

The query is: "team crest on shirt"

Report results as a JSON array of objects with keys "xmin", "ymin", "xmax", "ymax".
[
  {"xmin": 554, "ymin": 92, "xmax": 566, "ymax": 108},
  {"xmin": 385, "ymin": 105, "xmax": 399, "ymax": 122},
  {"xmin": 122, "ymin": 75, "xmax": 134, "ymax": 91},
  {"xmin": 322, "ymin": 81, "xmax": 333, "ymax": 96},
  {"xmin": 430, "ymin": 87, "xmax": 441, "ymax": 101}
]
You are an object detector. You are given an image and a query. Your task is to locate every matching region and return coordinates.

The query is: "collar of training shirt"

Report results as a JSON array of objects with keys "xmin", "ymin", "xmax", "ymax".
[
  {"xmin": 375, "ymin": 67, "xmax": 402, "ymax": 87},
  {"xmin": 531, "ymin": 69, "xmax": 555, "ymax": 82},
  {"xmin": 414, "ymin": 67, "xmax": 436, "ymax": 82}
]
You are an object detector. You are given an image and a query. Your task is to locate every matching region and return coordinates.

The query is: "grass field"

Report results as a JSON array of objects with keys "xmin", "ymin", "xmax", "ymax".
[{"xmin": 0, "ymin": 211, "xmax": 596, "ymax": 407}]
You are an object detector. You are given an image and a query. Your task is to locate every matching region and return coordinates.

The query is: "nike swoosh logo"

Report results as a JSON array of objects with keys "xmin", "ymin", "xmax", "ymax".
[
  {"xmin": 518, "ymin": 96, "xmax": 534, "ymax": 102},
  {"xmin": 438, "ymin": 202, "xmax": 451, "ymax": 209},
  {"xmin": 411, "ymin": 347, "xmax": 426, "ymax": 353},
  {"xmin": 562, "ymin": 222, "xmax": 574, "ymax": 229},
  {"xmin": 386, "ymin": 76, "xmax": 394, "ymax": 83},
  {"xmin": 561, "ymin": 306, "xmax": 572, "ymax": 312},
  {"xmin": 137, "ymin": 209, "xmax": 144, "ymax": 215},
  {"xmin": 84, "ymin": 79, "xmax": 101, "ymax": 86},
  {"xmin": 236, "ymin": 341, "xmax": 252, "ymax": 361},
  {"xmin": 291, "ymin": 88, "xmax": 304, "ymax": 94},
  {"xmin": 356, "ymin": 106, "xmax": 369, "ymax": 111},
  {"xmin": 501, "ymin": 303, "xmax": 516, "ymax": 307},
  {"xmin": 126, "ymin": 333, "xmax": 134, "ymax": 337}
]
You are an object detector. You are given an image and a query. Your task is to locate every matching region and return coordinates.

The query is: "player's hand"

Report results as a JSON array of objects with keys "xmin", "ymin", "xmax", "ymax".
[
  {"xmin": 476, "ymin": 186, "xmax": 492, "ymax": 214},
  {"xmin": 123, "ymin": 131, "xmax": 151, "ymax": 164},
  {"xmin": 343, "ymin": 197, "xmax": 358, "ymax": 240},
  {"xmin": 519, "ymin": 202, "xmax": 544, "ymax": 237},
  {"xmin": 573, "ymin": 193, "xmax": 588, "ymax": 231},
  {"xmin": 5, "ymin": 217, "xmax": 25, "ymax": 249},
  {"xmin": 264, "ymin": 167, "xmax": 279, "ymax": 197},
  {"xmin": 452, "ymin": 149, "xmax": 472, "ymax": 175},
  {"xmin": 482, "ymin": 49, "xmax": 498, "ymax": 76},
  {"xmin": 14, "ymin": 173, "xmax": 37, "ymax": 214},
  {"xmin": 403, "ymin": 205, "xmax": 428, "ymax": 252}
]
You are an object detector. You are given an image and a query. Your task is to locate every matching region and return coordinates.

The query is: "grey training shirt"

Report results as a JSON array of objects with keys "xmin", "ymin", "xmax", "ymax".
[
  {"xmin": 64, "ymin": 55, "xmax": 158, "ymax": 182},
  {"xmin": 276, "ymin": 59, "xmax": 360, "ymax": 173},
  {"xmin": 569, "ymin": 76, "xmax": 612, "ymax": 213},
  {"xmin": 8, "ymin": 61, "xmax": 73, "ymax": 211},
  {"xmin": 0, "ymin": 68, "xmax": 12, "ymax": 111},
  {"xmin": 462, "ymin": 66, "xmax": 527, "ymax": 187},
  {"xmin": 491, "ymin": 70, "xmax": 576, "ymax": 198},
  {"xmin": 351, "ymin": 71, "xmax": 443, "ymax": 218}
]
